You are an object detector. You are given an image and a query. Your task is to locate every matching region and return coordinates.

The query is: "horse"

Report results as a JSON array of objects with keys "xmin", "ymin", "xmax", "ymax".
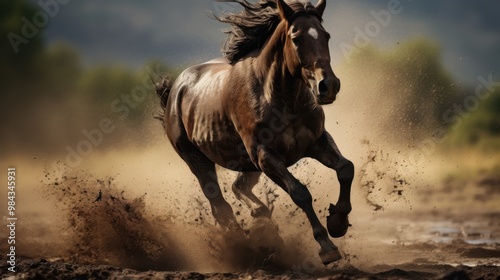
[{"xmin": 155, "ymin": 0, "xmax": 354, "ymax": 264}]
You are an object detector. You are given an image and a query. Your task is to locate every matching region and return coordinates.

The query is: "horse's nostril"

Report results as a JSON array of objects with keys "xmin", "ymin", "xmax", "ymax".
[{"xmin": 318, "ymin": 80, "xmax": 328, "ymax": 93}]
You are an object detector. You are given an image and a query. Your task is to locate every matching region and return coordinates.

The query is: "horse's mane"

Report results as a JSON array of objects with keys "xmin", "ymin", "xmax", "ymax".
[{"xmin": 215, "ymin": 0, "xmax": 322, "ymax": 65}]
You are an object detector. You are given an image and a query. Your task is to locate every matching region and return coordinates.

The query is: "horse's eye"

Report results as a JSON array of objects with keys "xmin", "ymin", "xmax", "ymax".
[{"xmin": 290, "ymin": 25, "xmax": 301, "ymax": 44}]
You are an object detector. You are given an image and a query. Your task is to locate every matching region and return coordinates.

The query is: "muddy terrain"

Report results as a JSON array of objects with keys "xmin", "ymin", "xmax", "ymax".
[{"xmin": 1, "ymin": 145, "xmax": 499, "ymax": 279}]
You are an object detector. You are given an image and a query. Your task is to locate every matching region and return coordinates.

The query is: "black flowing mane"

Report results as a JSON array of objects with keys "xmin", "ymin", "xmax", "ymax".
[{"xmin": 215, "ymin": 0, "xmax": 322, "ymax": 65}]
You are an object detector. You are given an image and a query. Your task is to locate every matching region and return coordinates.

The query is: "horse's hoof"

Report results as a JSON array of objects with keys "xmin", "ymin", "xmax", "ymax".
[
  {"xmin": 327, "ymin": 203, "xmax": 351, "ymax": 238},
  {"xmin": 251, "ymin": 206, "xmax": 272, "ymax": 218},
  {"xmin": 319, "ymin": 247, "xmax": 342, "ymax": 265}
]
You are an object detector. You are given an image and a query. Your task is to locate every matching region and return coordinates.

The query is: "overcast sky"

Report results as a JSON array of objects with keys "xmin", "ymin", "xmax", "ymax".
[{"xmin": 39, "ymin": 0, "xmax": 500, "ymax": 85}]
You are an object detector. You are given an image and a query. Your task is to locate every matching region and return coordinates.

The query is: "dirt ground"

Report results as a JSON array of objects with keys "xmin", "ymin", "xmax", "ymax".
[
  {"xmin": 1, "ymin": 145, "xmax": 499, "ymax": 279},
  {"xmin": 5, "ymin": 258, "xmax": 500, "ymax": 279}
]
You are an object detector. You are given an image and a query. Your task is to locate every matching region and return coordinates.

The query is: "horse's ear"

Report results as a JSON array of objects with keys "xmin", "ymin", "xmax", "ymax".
[
  {"xmin": 277, "ymin": 0, "xmax": 294, "ymax": 21},
  {"xmin": 316, "ymin": 0, "xmax": 326, "ymax": 17}
]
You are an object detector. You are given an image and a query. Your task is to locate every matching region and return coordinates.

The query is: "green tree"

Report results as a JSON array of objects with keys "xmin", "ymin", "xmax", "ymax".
[
  {"xmin": 446, "ymin": 87, "xmax": 500, "ymax": 151},
  {"xmin": 41, "ymin": 42, "xmax": 82, "ymax": 97},
  {"xmin": 0, "ymin": 0, "xmax": 45, "ymax": 89}
]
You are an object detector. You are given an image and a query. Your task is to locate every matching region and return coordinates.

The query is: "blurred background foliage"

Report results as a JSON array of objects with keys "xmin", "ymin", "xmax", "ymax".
[
  {"xmin": 1, "ymin": 0, "xmax": 498, "ymax": 160},
  {"xmin": 445, "ymin": 88, "xmax": 500, "ymax": 152},
  {"xmin": 1, "ymin": 0, "xmax": 175, "ymax": 158}
]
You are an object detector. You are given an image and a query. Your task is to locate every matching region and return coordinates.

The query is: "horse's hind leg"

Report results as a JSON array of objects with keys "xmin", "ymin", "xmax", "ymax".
[
  {"xmin": 232, "ymin": 172, "xmax": 271, "ymax": 218},
  {"xmin": 193, "ymin": 163, "xmax": 240, "ymax": 230},
  {"xmin": 307, "ymin": 131, "xmax": 354, "ymax": 238},
  {"xmin": 175, "ymin": 141, "xmax": 240, "ymax": 230}
]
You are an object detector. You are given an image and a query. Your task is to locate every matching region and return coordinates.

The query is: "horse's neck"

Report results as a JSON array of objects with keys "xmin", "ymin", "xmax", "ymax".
[{"xmin": 254, "ymin": 22, "xmax": 309, "ymax": 111}]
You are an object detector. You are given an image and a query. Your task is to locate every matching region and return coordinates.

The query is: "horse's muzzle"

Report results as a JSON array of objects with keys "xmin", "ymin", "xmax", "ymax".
[{"xmin": 317, "ymin": 77, "xmax": 340, "ymax": 105}]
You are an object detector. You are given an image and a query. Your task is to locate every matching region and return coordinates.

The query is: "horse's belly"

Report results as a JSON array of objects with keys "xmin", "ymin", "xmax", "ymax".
[{"xmin": 191, "ymin": 120, "xmax": 258, "ymax": 172}]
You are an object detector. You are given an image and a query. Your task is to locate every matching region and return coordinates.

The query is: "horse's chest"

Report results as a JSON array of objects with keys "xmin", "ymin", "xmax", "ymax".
[{"xmin": 271, "ymin": 121, "xmax": 322, "ymax": 162}]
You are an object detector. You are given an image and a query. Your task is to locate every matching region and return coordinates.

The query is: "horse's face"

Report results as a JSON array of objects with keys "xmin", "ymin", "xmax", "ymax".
[{"xmin": 278, "ymin": 0, "xmax": 340, "ymax": 104}]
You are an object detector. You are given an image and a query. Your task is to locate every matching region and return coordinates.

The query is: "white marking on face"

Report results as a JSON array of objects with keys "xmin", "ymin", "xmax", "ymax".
[{"xmin": 308, "ymin": 27, "xmax": 318, "ymax": 40}]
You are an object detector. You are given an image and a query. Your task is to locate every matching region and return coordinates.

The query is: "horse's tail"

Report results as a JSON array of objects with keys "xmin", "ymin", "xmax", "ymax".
[{"xmin": 152, "ymin": 76, "xmax": 172, "ymax": 125}]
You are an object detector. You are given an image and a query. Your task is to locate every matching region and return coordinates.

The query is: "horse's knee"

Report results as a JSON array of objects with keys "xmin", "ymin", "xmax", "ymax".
[
  {"xmin": 337, "ymin": 158, "xmax": 354, "ymax": 184},
  {"xmin": 290, "ymin": 184, "xmax": 313, "ymax": 208},
  {"xmin": 231, "ymin": 173, "xmax": 259, "ymax": 196},
  {"xmin": 201, "ymin": 181, "xmax": 224, "ymax": 200},
  {"xmin": 231, "ymin": 179, "xmax": 244, "ymax": 199}
]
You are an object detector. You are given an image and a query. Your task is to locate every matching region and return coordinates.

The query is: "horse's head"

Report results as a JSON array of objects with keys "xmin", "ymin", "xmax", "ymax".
[{"xmin": 278, "ymin": 0, "xmax": 340, "ymax": 104}]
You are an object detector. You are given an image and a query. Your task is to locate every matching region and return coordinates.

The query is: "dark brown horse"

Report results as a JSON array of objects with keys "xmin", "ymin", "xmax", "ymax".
[{"xmin": 156, "ymin": 0, "xmax": 354, "ymax": 264}]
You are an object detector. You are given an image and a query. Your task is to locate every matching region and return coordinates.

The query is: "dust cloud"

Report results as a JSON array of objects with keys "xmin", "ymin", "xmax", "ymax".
[
  {"xmin": 0, "ymin": 139, "xmax": 460, "ymax": 274},
  {"xmin": 2, "ymin": 149, "xmax": 322, "ymax": 273}
]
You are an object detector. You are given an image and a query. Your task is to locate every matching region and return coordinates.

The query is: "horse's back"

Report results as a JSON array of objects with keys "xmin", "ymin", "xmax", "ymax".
[
  {"xmin": 201, "ymin": 57, "xmax": 227, "ymax": 65},
  {"xmin": 165, "ymin": 58, "xmax": 229, "ymax": 130},
  {"xmin": 166, "ymin": 57, "xmax": 230, "ymax": 119}
]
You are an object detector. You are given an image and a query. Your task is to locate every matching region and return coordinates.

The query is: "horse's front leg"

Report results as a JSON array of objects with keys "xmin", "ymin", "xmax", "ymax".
[
  {"xmin": 255, "ymin": 145, "xmax": 342, "ymax": 264},
  {"xmin": 307, "ymin": 131, "xmax": 354, "ymax": 238}
]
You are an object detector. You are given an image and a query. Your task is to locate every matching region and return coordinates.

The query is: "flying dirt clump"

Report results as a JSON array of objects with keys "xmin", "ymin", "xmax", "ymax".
[{"xmin": 358, "ymin": 140, "xmax": 413, "ymax": 211}]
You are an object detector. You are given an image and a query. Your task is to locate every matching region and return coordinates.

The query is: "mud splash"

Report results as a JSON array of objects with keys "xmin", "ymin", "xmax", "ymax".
[{"xmin": 357, "ymin": 140, "xmax": 413, "ymax": 212}]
